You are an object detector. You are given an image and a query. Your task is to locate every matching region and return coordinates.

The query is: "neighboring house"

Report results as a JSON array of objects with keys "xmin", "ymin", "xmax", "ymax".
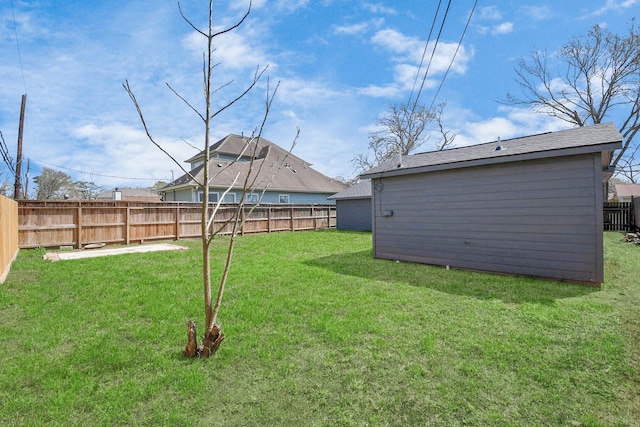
[
  {"xmin": 612, "ymin": 184, "xmax": 640, "ymax": 203},
  {"xmin": 360, "ymin": 123, "xmax": 622, "ymax": 284},
  {"xmin": 328, "ymin": 179, "xmax": 372, "ymax": 231},
  {"xmin": 96, "ymin": 188, "xmax": 162, "ymax": 202},
  {"xmin": 161, "ymin": 134, "xmax": 347, "ymax": 203}
]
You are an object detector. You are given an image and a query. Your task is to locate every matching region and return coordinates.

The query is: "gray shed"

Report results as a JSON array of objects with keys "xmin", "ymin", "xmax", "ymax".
[
  {"xmin": 328, "ymin": 180, "xmax": 372, "ymax": 231},
  {"xmin": 360, "ymin": 123, "xmax": 622, "ymax": 284}
]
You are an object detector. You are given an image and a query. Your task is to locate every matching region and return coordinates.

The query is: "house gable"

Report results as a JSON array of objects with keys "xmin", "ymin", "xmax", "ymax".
[
  {"xmin": 162, "ymin": 134, "xmax": 347, "ymax": 202},
  {"xmin": 614, "ymin": 184, "xmax": 640, "ymax": 202}
]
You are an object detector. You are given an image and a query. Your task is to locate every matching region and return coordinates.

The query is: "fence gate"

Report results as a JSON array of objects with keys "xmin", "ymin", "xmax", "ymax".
[{"xmin": 603, "ymin": 202, "xmax": 634, "ymax": 231}]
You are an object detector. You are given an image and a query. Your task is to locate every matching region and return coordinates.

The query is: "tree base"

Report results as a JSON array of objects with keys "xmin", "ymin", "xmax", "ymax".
[
  {"xmin": 183, "ymin": 320, "xmax": 225, "ymax": 358},
  {"xmin": 199, "ymin": 323, "xmax": 225, "ymax": 358}
]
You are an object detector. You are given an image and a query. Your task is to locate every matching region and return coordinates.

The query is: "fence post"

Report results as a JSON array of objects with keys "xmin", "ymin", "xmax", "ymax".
[
  {"xmin": 125, "ymin": 204, "xmax": 131, "ymax": 245},
  {"xmin": 240, "ymin": 205, "xmax": 245, "ymax": 236},
  {"xmin": 290, "ymin": 206, "xmax": 294, "ymax": 231},
  {"xmin": 76, "ymin": 202, "xmax": 83, "ymax": 249},
  {"xmin": 312, "ymin": 205, "xmax": 317, "ymax": 230},
  {"xmin": 175, "ymin": 204, "xmax": 180, "ymax": 240}
]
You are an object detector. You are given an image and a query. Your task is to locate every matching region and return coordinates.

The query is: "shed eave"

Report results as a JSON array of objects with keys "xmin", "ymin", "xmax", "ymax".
[{"xmin": 361, "ymin": 141, "xmax": 622, "ymax": 180}]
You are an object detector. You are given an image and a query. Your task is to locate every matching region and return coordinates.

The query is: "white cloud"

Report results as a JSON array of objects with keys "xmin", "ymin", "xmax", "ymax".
[
  {"xmin": 474, "ymin": 5, "xmax": 513, "ymax": 36},
  {"xmin": 67, "ymin": 123, "xmax": 190, "ymax": 187},
  {"xmin": 182, "ymin": 26, "xmax": 271, "ymax": 71},
  {"xmin": 334, "ymin": 18, "xmax": 384, "ymax": 36},
  {"xmin": 522, "ymin": 6, "xmax": 552, "ymax": 21},
  {"xmin": 443, "ymin": 105, "xmax": 571, "ymax": 150},
  {"xmin": 335, "ymin": 22, "xmax": 370, "ymax": 35},
  {"xmin": 231, "ymin": 0, "xmax": 311, "ymax": 14},
  {"xmin": 369, "ymin": 29, "xmax": 471, "ymax": 92},
  {"xmin": 363, "ymin": 3, "xmax": 398, "ymax": 15},
  {"xmin": 477, "ymin": 6, "xmax": 503, "ymax": 21},
  {"xmin": 359, "ymin": 84, "xmax": 402, "ymax": 98},
  {"xmin": 591, "ymin": 0, "xmax": 639, "ymax": 16},
  {"xmin": 491, "ymin": 22, "xmax": 514, "ymax": 35}
]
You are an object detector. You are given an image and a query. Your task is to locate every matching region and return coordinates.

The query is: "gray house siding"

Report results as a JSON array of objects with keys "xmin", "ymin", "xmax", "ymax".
[
  {"xmin": 163, "ymin": 188, "xmax": 333, "ymax": 204},
  {"xmin": 336, "ymin": 198, "xmax": 372, "ymax": 231},
  {"xmin": 371, "ymin": 153, "xmax": 604, "ymax": 283},
  {"xmin": 163, "ymin": 188, "xmax": 193, "ymax": 202}
]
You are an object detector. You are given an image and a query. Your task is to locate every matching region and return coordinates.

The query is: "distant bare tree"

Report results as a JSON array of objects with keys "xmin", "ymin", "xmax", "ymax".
[
  {"xmin": 505, "ymin": 21, "xmax": 640, "ymax": 182},
  {"xmin": 352, "ymin": 100, "xmax": 455, "ymax": 173},
  {"xmin": 72, "ymin": 181, "xmax": 104, "ymax": 200},
  {"xmin": 33, "ymin": 168, "xmax": 76, "ymax": 200},
  {"xmin": 124, "ymin": 0, "xmax": 295, "ymax": 357}
]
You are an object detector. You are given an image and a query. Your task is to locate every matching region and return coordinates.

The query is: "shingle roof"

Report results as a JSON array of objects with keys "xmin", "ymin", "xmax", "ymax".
[
  {"xmin": 328, "ymin": 179, "xmax": 371, "ymax": 200},
  {"xmin": 361, "ymin": 123, "xmax": 623, "ymax": 179},
  {"xmin": 165, "ymin": 134, "xmax": 347, "ymax": 194}
]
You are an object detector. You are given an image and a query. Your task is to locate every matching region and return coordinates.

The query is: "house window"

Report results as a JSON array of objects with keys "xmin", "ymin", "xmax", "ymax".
[
  {"xmin": 245, "ymin": 193, "xmax": 259, "ymax": 204},
  {"xmin": 279, "ymin": 194, "xmax": 290, "ymax": 204},
  {"xmin": 224, "ymin": 193, "xmax": 236, "ymax": 203},
  {"xmin": 197, "ymin": 191, "xmax": 219, "ymax": 203}
]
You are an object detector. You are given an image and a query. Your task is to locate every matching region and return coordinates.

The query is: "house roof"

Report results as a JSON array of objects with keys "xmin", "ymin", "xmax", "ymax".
[
  {"xmin": 361, "ymin": 123, "xmax": 623, "ymax": 179},
  {"xmin": 164, "ymin": 134, "xmax": 347, "ymax": 194},
  {"xmin": 614, "ymin": 184, "xmax": 640, "ymax": 198},
  {"xmin": 96, "ymin": 188, "xmax": 162, "ymax": 201},
  {"xmin": 328, "ymin": 179, "xmax": 371, "ymax": 200}
]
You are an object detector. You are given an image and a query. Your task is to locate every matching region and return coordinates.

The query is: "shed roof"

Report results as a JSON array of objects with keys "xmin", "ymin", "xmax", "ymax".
[
  {"xmin": 328, "ymin": 179, "xmax": 371, "ymax": 200},
  {"xmin": 361, "ymin": 123, "xmax": 623, "ymax": 179}
]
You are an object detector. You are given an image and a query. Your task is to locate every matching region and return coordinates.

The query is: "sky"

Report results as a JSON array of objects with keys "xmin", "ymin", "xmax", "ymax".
[{"xmin": 0, "ymin": 0, "xmax": 638, "ymax": 193}]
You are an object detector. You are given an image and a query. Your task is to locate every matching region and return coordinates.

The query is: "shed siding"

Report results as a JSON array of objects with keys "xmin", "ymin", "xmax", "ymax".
[
  {"xmin": 336, "ymin": 198, "xmax": 372, "ymax": 231},
  {"xmin": 372, "ymin": 154, "xmax": 603, "ymax": 283}
]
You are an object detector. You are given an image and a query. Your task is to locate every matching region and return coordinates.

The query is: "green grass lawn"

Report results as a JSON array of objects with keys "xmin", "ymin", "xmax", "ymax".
[{"xmin": 1, "ymin": 231, "xmax": 638, "ymax": 426}]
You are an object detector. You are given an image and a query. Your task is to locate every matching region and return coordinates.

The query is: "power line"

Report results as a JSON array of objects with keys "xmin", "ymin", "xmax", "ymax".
[
  {"xmin": 411, "ymin": 0, "xmax": 453, "ymax": 111},
  {"xmin": 33, "ymin": 159, "xmax": 168, "ymax": 182},
  {"xmin": 428, "ymin": 0, "xmax": 479, "ymax": 111},
  {"xmin": 408, "ymin": 0, "xmax": 443, "ymax": 108},
  {"xmin": 10, "ymin": 0, "xmax": 27, "ymax": 91}
]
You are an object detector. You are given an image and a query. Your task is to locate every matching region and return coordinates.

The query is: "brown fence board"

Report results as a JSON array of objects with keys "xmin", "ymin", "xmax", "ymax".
[
  {"xmin": 17, "ymin": 201, "xmax": 336, "ymax": 249},
  {"xmin": 1, "ymin": 195, "xmax": 19, "ymax": 283}
]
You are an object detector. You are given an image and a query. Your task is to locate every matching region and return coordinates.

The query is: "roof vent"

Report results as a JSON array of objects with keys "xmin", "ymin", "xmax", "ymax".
[{"xmin": 494, "ymin": 137, "xmax": 504, "ymax": 152}]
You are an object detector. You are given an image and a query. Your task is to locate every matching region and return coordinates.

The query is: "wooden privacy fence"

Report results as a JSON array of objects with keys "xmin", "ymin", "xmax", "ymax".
[
  {"xmin": 1, "ymin": 195, "xmax": 19, "ymax": 283},
  {"xmin": 18, "ymin": 201, "xmax": 337, "ymax": 249},
  {"xmin": 603, "ymin": 201, "xmax": 636, "ymax": 231}
]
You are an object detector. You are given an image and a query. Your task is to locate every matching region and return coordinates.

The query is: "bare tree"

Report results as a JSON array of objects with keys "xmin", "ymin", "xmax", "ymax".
[
  {"xmin": 33, "ymin": 167, "xmax": 76, "ymax": 200},
  {"xmin": 124, "ymin": 0, "xmax": 294, "ymax": 357},
  {"xmin": 352, "ymin": 100, "xmax": 455, "ymax": 173},
  {"xmin": 505, "ymin": 21, "xmax": 640, "ymax": 182}
]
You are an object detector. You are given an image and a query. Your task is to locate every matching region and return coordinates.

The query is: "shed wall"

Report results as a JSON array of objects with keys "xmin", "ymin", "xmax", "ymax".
[
  {"xmin": 336, "ymin": 198, "xmax": 372, "ymax": 231},
  {"xmin": 372, "ymin": 153, "xmax": 604, "ymax": 283}
]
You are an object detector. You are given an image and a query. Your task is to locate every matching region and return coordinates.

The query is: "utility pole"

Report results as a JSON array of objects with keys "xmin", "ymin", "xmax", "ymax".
[{"xmin": 13, "ymin": 94, "xmax": 27, "ymax": 199}]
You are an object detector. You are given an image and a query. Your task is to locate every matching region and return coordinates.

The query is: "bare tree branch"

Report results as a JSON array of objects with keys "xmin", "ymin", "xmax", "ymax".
[
  {"xmin": 122, "ymin": 80, "xmax": 194, "ymax": 182},
  {"xmin": 504, "ymin": 21, "xmax": 640, "ymax": 181}
]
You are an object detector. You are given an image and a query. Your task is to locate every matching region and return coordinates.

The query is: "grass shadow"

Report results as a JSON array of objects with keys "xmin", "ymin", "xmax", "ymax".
[{"xmin": 306, "ymin": 249, "xmax": 600, "ymax": 305}]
